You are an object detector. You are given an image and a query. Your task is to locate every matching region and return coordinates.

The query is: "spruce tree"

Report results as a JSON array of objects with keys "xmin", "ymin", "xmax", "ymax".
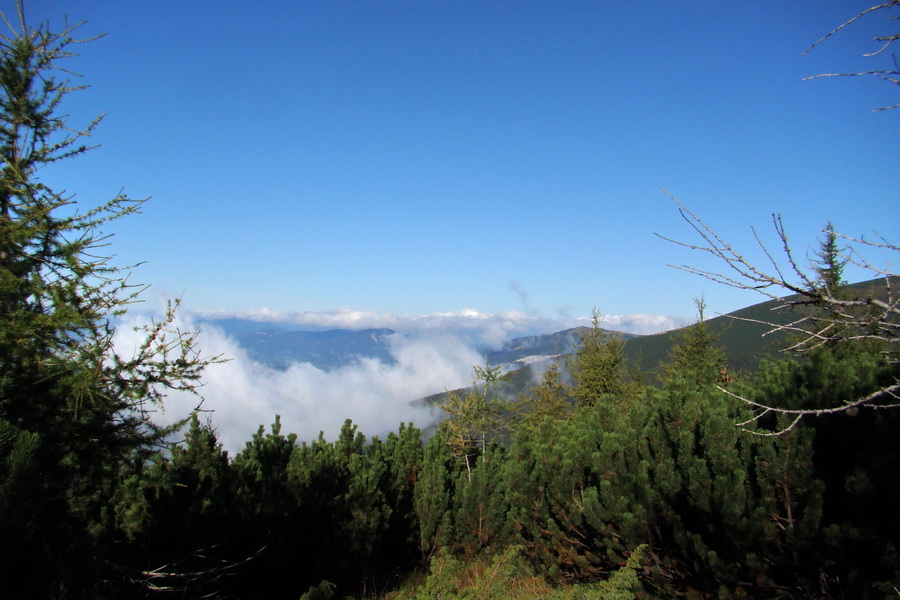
[
  {"xmin": 569, "ymin": 309, "xmax": 633, "ymax": 409},
  {"xmin": 812, "ymin": 221, "xmax": 847, "ymax": 296},
  {"xmin": 662, "ymin": 296, "xmax": 727, "ymax": 387}
]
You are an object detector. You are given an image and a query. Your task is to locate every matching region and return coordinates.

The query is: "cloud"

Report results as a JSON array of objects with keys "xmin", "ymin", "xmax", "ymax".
[
  {"xmin": 112, "ymin": 303, "xmax": 687, "ymax": 454},
  {"xmin": 198, "ymin": 306, "xmax": 685, "ymax": 345},
  {"xmin": 114, "ymin": 310, "xmax": 482, "ymax": 454},
  {"xmin": 600, "ymin": 313, "xmax": 690, "ymax": 335}
]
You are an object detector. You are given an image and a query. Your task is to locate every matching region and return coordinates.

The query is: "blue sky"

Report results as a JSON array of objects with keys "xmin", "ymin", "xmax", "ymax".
[{"xmin": 20, "ymin": 1, "xmax": 899, "ymax": 332}]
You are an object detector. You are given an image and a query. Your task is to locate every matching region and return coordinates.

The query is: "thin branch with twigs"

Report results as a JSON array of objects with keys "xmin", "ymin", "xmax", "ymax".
[
  {"xmin": 802, "ymin": 1, "xmax": 900, "ymax": 111},
  {"xmin": 657, "ymin": 194, "xmax": 899, "ymax": 434}
]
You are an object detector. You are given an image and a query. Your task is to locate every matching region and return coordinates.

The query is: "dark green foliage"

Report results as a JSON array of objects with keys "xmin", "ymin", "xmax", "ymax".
[
  {"xmin": 451, "ymin": 445, "xmax": 511, "ymax": 555},
  {"xmin": 234, "ymin": 415, "xmax": 298, "ymax": 512},
  {"xmin": 0, "ymin": 10, "xmax": 212, "ymax": 596},
  {"xmin": 634, "ymin": 377, "xmax": 821, "ymax": 594},
  {"xmin": 258, "ymin": 419, "xmax": 424, "ymax": 597},
  {"xmin": 224, "ymin": 416, "xmax": 306, "ymax": 598},
  {"xmin": 2, "ymin": 7, "xmax": 896, "ymax": 598},
  {"xmin": 415, "ymin": 428, "xmax": 457, "ymax": 556},
  {"xmin": 569, "ymin": 310, "xmax": 628, "ymax": 408},
  {"xmin": 112, "ymin": 416, "xmax": 232, "ymax": 542},
  {"xmin": 103, "ymin": 417, "xmax": 240, "ymax": 597},
  {"xmin": 751, "ymin": 347, "xmax": 900, "ymax": 595},
  {"xmin": 293, "ymin": 420, "xmax": 392, "ymax": 575},
  {"xmin": 661, "ymin": 297, "xmax": 727, "ymax": 387},
  {"xmin": 0, "ymin": 414, "xmax": 42, "ymax": 594},
  {"xmin": 812, "ymin": 221, "xmax": 847, "ymax": 295},
  {"xmin": 505, "ymin": 413, "xmax": 613, "ymax": 581},
  {"xmin": 372, "ymin": 423, "xmax": 425, "ymax": 569},
  {"xmin": 499, "ymin": 321, "xmax": 854, "ymax": 596}
]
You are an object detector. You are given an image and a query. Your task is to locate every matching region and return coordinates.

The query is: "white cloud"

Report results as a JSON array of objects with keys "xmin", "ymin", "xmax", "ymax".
[
  {"xmin": 600, "ymin": 313, "xmax": 690, "ymax": 335},
  {"xmin": 198, "ymin": 306, "xmax": 685, "ymax": 343},
  {"xmin": 112, "ymin": 304, "xmax": 687, "ymax": 454},
  {"xmin": 114, "ymin": 310, "xmax": 481, "ymax": 454}
]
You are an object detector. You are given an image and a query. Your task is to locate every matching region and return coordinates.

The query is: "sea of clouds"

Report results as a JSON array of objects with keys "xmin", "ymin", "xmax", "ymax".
[{"xmin": 114, "ymin": 306, "xmax": 687, "ymax": 454}]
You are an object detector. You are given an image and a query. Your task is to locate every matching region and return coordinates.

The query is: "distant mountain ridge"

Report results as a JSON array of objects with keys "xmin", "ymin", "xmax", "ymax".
[
  {"xmin": 203, "ymin": 277, "xmax": 893, "ymax": 376},
  {"xmin": 484, "ymin": 326, "xmax": 640, "ymax": 368},
  {"xmin": 622, "ymin": 276, "xmax": 897, "ymax": 377},
  {"xmin": 203, "ymin": 319, "xmax": 398, "ymax": 371},
  {"xmin": 201, "ymin": 319, "xmax": 641, "ymax": 373}
]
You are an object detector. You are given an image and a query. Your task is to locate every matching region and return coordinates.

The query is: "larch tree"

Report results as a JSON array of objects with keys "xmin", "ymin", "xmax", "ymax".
[
  {"xmin": 436, "ymin": 364, "xmax": 508, "ymax": 477},
  {"xmin": 0, "ymin": 4, "xmax": 215, "ymax": 595},
  {"xmin": 517, "ymin": 360, "xmax": 572, "ymax": 432}
]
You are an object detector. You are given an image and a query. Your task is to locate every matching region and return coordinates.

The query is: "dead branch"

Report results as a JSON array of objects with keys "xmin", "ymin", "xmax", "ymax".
[
  {"xmin": 101, "ymin": 544, "xmax": 265, "ymax": 598},
  {"xmin": 728, "ymin": 384, "xmax": 900, "ymax": 436},
  {"xmin": 802, "ymin": 1, "xmax": 900, "ymax": 111},
  {"xmin": 657, "ymin": 195, "xmax": 899, "ymax": 433}
]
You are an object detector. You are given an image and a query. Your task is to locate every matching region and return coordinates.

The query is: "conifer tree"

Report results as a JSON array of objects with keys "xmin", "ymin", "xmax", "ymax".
[
  {"xmin": 748, "ymin": 348, "xmax": 900, "ymax": 595},
  {"xmin": 662, "ymin": 296, "xmax": 727, "ymax": 387},
  {"xmin": 112, "ymin": 415, "xmax": 232, "ymax": 542},
  {"xmin": 451, "ymin": 445, "xmax": 511, "ymax": 555},
  {"xmin": 436, "ymin": 364, "xmax": 508, "ymax": 476},
  {"xmin": 108, "ymin": 416, "xmax": 240, "ymax": 597},
  {"xmin": 233, "ymin": 415, "xmax": 297, "ymax": 515},
  {"xmin": 372, "ymin": 423, "xmax": 423, "ymax": 571},
  {"xmin": 505, "ymin": 412, "xmax": 613, "ymax": 581},
  {"xmin": 414, "ymin": 430, "xmax": 455, "ymax": 556},
  {"xmin": 0, "ymin": 5, "xmax": 213, "ymax": 594},
  {"xmin": 569, "ymin": 309, "xmax": 633, "ymax": 409},
  {"xmin": 517, "ymin": 361, "xmax": 572, "ymax": 432},
  {"xmin": 812, "ymin": 221, "xmax": 847, "ymax": 295}
]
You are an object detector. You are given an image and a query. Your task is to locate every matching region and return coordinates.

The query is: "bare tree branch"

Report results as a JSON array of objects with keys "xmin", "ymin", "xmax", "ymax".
[
  {"xmin": 657, "ymin": 194, "xmax": 899, "ymax": 433},
  {"xmin": 725, "ymin": 384, "xmax": 900, "ymax": 436},
  {"xmin": 101, "ymin": 544, "xmax": 265, "ymax": 597},
  {"xmin": 802, "ymin": 2, "xmax": 898, "ymax": 56},
  {"xmin": 802, "ymin": 1, "xmax": 900, "ymax": 111}
]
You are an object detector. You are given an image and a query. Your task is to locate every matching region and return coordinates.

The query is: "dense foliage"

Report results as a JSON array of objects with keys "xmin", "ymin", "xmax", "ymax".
[
  {"xmin": 2, "ymin": 7, "xmax": 898, "ymax": 600},
  {"xmin": 0, "ymin": 10, "xmax": 212, "ymax": 598}
]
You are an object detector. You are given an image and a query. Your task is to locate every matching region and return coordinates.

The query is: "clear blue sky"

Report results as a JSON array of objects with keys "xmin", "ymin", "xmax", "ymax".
[{"xmin": 19, "ymin": 1, "xmax": 899, "ymax": 327}]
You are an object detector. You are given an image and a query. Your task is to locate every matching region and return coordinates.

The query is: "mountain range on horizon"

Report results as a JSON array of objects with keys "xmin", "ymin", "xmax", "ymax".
[
  {"xmin": 202, "ymin": 276, "xmax": 895, "ymax": 381},
  {"xmin": 200, "ymin": 317, "xmax": 629, "ymax": 372}
]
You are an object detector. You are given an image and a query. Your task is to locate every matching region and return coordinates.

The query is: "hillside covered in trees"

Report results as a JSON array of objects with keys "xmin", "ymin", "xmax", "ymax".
[{"xmin": 1, "ymin": 3, "xmax": 899, "ymax": 600}]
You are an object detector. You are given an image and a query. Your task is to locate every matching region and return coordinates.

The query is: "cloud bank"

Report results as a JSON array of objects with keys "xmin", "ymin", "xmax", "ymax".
[
  {"xmin": 199, "ymin": 307, "xmax": 687, "ymax": 343},
  {"xmin": 114, "ymin": 305, "xmax": 687, "ymax": 454},
  {"xmin": 115, "ymin": 310, "xmax": 481, "ymax": 454}
]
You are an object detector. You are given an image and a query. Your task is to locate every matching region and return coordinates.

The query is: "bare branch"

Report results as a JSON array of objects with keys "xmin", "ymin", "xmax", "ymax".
[
  {"xmin": 721, "ymin": 384, "xmax": 900, "ymax": 436},
  {"xmin": 802, "ymin": 2, "xmax": 898, "ymax": 55},
  {"xmin": 659, "ymin": 194, "xmax": 899, "ymax": 434},
  {"xmin": 101, "ymin": 544, "xmax": 266, "ymax": 597},
  {"xmin": 802, "ymin": 1, "xmax": 900, "ymax": 111}
]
